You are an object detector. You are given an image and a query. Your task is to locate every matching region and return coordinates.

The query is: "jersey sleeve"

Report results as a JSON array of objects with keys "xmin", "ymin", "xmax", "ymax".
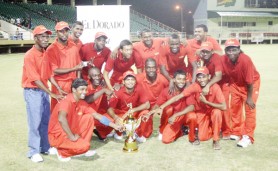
[
  {"xmin": 133, "ymin": 49, "xmax": 143, "ymax": 69},
  {"xmin": 158, "ymin": 46, "xmax": 167, "ymax": 67},
  {"xmin": 104, "ymin": 55, "xmax": 115, "ymax": 72}
]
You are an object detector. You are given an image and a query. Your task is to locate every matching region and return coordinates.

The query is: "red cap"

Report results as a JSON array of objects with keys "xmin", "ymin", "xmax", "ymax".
[
  {"xmin": 95, "ymin": 32, "xmax": 108, "ymax": 39},
  {"xmin": 55, "ymin": 21, "xmax": 70, "ymax": 31},
  {"xmin": 33, "ymin": 25, "xmax": 52, "ymax": 36},
  {"xmin": 123, "ymin": 71, "xmax": 136, "ymax": 80},
  {"xmin": 196, "ymin": 67, "xmax": 209, "ymax": 75},
  {"xmin": 200, "ymin": 42, "xmax": 213, "ymax": 51},
  {"xmin": 225, "ymin": 38, "xmax": 240, "ymax": 48}
]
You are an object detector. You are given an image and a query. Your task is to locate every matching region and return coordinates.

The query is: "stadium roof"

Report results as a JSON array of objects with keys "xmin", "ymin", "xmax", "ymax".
[{"xmin": 215, "ymin": 11, "xmax": 278, "ymax": 17}]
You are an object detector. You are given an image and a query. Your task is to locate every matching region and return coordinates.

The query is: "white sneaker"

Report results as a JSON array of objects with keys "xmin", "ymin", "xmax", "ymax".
[
  {"xmin": 237, "ymin": 135, "xmax": 252, "ymax": 148},
  {"xmin": 48, "ymin": 147, "xmax": 57, "ymax": 155},
  {"xmin": 30, "ymin": 153, "xmax": 43, "ymax": 163},
  {"xmin": 230, "ymin": 135, "xmax": 240, "ymax": 141},
  {"xmin": 136, "ymin": 136, "xmax": 146, "ymax": 143},
  {"xmin": 107, "ymin": 131, "xmax": 115, "ymax": 138},
  {"xmin": 114, "ymin": 133, "xmax": 123, "ymax": 140},
  {"xmin": 57, "ymin": 152, "xmax": 71, "ymax": 162},
  {"xmin": 158, "ymin": 133, "xmax": 162, "ymax": 141},
  {"xmin": 74, "ymin": 150, "xmax": 97, "ymax": 157}
]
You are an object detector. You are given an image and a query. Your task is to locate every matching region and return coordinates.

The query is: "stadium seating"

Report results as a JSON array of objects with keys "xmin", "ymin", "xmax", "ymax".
[{"xmin": 0, "ymin": 1, "xmax": 177, "ymax": 35}]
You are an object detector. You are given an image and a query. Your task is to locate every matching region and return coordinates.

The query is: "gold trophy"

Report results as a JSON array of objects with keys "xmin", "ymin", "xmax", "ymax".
[{"xmin": 123, "ymin": 103, "xmax": 141, "ymax": 152}]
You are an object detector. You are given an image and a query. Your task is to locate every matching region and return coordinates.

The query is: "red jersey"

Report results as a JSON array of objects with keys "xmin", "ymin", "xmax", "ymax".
[
  {"xmin": 80, "ymin": 43, "xmax": 111, "ymax": 78},
  {"xmin": 105, "ymin": 49, "xmax": 143, "ymax": 84},
  {"xmin": 109, "ymin": 84, "xmax": 148, "ymax": 111},
  {"xmin": 222, "ymin": 53, "xmax": 260, "ymax": 86},
  {"xmin": 133, "ymin": 38, "xmax": 164, "ymax": 65},
  {"xmin": 44, "ymin": 39, "xmax": 81, "ymax": 81},
  {"xmin": 182, "ymin": 83, "xmax": 225, "ymax": 112},
  {"xmin": 136, "ymin": 73, "xmax": 169, "ymax": 107},
  {"xmin": 68, "ymin": 36, "xmax": 83, "ymax": 50},
  {"xmin": 48, "ymin": 93, "xmax": 95, "ymax": 135},
  {"xmin": 158, "ymin": 44, "xmax": 195, "ymax": 76},
  {"xmin": 22, "ymin": 46, "xmax": 48, "ymax": 88},
  {"xmin": 202, "ymin": 53, "xmax": 229, "ymax": 85},
  {"xmin": 157, "ymin": 87, "xmax": 195, "ymax": 113},
  {"xmin": 86, "ymin": 81, "xmax": 108, "ymax": 114},
  {"xmin": 187, "ymin": 36, "xmax": 222, "ymax": 55}
]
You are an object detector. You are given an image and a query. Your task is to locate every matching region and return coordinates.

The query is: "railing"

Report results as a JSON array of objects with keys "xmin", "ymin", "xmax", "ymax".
[{"xmin": 130, "ymin": 9, "xmax": 178, "ymax": 32}]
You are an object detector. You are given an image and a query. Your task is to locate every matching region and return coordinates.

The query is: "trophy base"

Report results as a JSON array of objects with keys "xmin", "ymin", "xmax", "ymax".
[{"xmin": 123, "ymin": 141, "xmax": 138, "ymax": 153}]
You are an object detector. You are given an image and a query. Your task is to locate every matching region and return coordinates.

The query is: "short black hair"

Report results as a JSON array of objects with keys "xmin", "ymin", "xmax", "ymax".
[
  {"xmin": 119, "ymin": 39, "xmax": 132, "ymax": 49},
  {"xmin": 71, "ymin": 78, "xmax": 88, "ymax": 89},
  {"xmin": 196, "ymin": 24, "xmax": 208, "ymax": 32},
  {"xmin": 88, "ymin": 66, "xmax": 100, "ymax": 73},
  {"xmin": 173, "ymin": 69, "xmax": 187, "ymax": 78},
  {"xmin": 170, "ymin": 33, "xmax": 180, "ymax": 39},
  {"xmin": 72, "ymin": 21, "xmax": 83, "ymax": 28},
  {"xmin": 140, "ymin": 28, "xmax": 151, "ymax": 37},
  {"xmin": 145, "ymin": 57, "xmax": 156, "ymax": 66}
]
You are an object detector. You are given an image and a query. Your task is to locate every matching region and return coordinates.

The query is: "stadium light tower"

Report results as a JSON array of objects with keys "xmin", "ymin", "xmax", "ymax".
[{"xmin": 175, "ymin": 5, "xmax": 184, "ymax": 32}]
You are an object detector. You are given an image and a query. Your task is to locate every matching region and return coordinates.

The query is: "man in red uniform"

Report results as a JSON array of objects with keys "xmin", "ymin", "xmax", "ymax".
[
  {"xmin": 222, "ymin": 38, "xmax": 260, "ymax": 148},
  {"xmin": 80, "ymin": 32, "xmax": 111, "ymax": 80},
  {"xmin": 198, "ymin": 42, "xmax": 231, "ymax": 139},
  {"xmin": 187, "ymin": 24, "xmax": 223, "ymax": 58},
  {"xmin": 144, "ymin": 70, "xmax": 198, "ymax": 144},
  {"xmin": 85, "ymin": 67, "xmax": 112, "ymax": 114},
  {"xmin": 136, "ymin": 58, "xmax": 168, "ymax": 139},
  {"xmin": 103, "ymin": 39, "xmax": 143, "ymax": 91},
  {"xmin": 159, "ymin": 33, "xmax": 197, "ymax": 91},
  {"xmin": 84, "ymin": 67, "xmax": 113, "ymax": 140},
  {"xmin": 68, "ymin": 21, "xmax": 84, "ymax": 50},
  {"xmin": 48, "ymin": 78, "xmax": 123, "ymax": 162},
  {"xmin": 148, "ymin": 67, "xmax": 226, "ymax": 150},
  {"xmin": 45, "ymin": 21, "xmax": 84, "ymax": 112},
  {"xmin": 133, "ymin": 29, "xmax": 165, "ymax": 65},
  {"xmin": 22, "ymin": 25, "xmax": 64, "ymax": 163},
  {"xmin": 97, "ymin": 71, "xmax": 150, "ymax": 142}
]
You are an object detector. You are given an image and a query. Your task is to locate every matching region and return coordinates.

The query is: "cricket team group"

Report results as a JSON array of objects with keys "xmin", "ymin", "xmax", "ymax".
[{"xmin": 22, "ymin": 20, "xmax": 260, "ymax": 162}]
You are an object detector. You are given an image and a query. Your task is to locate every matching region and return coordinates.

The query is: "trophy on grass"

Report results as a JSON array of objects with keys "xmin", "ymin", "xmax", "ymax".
[{"xmin": 122, "ymin": 103, "xmax": 141, "ymax": 152}]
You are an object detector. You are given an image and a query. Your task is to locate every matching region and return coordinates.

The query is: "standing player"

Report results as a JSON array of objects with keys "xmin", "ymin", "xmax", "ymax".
[
  {"xmin": 48, "ymin": 78, "xmax": 123, "ymax": 162},
  {"xmin": 103, "ymin": 39, "xmax": 143, "ymax": 91},
  {"xmin": 136, "ymin": 58, "xmax": 169, "ymax": 139},
  {"xmin": 80, "ymin": 32, "xmax": 111, "ymax": 80},
  {"xmin": 187, "ymin": 24, "xmax": 223, "ymax": 58},
  {"xmin": 68, "ymin": 21, "xmax": 84, "ymax": 50},
  {"xmin": 222, "ymin": 38, "xmax": 260, "ymax": 148},
  {"xmin": 148, "ymin": 67, "xmax": 226, "ymax": 150},
  {"xmin": 159, "ymin": 33, "xmax": 197, "ymax": 90},
  {"xmin": 198, "ymin": 42, "xmax": 231, "ymax": 139},
  {"xmin": 22, "ymin": 25, "xmax": 63, "ymax": 162},
  {"xmin": 133, "ymin": 29, "xmax": 165, "ymax": 65},
  {"xmin": 44, "ymin": 21, "xmax": 84, "ymax": 111}
]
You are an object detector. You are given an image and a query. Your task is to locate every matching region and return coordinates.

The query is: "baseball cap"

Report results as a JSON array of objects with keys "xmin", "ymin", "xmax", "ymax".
[
  {"xmin": 200, "ymin": 42, "xmax": 213, "ymax": 51},
  {"xmin": 95, "ymin": 32, "xmax": 108, "ymax": 39},
  {"xmin": 33, "ymin": 25, "xmax": 52, "ymax": 36},
  {"xmin": 196, "ymin": 67, "xmax": 209, "ymax": 76},
  {"xmin": 123, "ymin": 71, "xmax": 136, "ymax": 80},
  {"xmin": 55, "ymin": 21, "xmax": 70, "ymax": 31},
  {"xmin": 225, "ymin": 38, "xmax": 240, "ymax": 48}
]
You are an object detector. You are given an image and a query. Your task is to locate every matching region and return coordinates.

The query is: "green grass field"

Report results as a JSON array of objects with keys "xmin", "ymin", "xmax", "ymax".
[{"xmin": 0, "ymin": 44, "xmax": 278, "ymax": 171}]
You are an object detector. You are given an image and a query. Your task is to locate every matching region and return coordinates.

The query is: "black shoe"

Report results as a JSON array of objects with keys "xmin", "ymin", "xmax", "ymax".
[
  {"xmin": 93, "ymin": 129, "xmax": 107, "ymax": 141},
  {"xmin": 181, "ymin": 125, "xmax": 189, "ymax": 135}
]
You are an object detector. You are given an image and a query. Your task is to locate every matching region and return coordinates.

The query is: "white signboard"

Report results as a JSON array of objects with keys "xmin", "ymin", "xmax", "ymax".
[{"xmin": 76, "ymin": 5, "xmax": 130, "ymax": 50}]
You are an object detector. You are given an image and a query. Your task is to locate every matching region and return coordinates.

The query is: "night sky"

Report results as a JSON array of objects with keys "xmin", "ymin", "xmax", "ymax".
[{"xmin": 34, "ymin": 0, "xmax": 200, "ymax": 33}]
